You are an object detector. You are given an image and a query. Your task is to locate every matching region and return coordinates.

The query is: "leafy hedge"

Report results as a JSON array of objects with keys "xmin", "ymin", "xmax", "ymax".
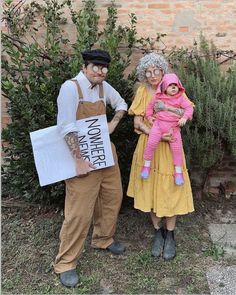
[{"xmin": 169, "ymin": 35, "xmax": 236, "ymax": 188}]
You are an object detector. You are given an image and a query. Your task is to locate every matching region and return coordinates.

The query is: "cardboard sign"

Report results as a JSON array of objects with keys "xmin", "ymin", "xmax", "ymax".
[{"xmin": 30, "ymin": 114, "xmax": 114, "ymax": 186}]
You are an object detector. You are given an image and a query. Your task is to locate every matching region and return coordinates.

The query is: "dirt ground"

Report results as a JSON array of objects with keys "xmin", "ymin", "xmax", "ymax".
[{"xmin": 2, "ymin": 195, "xmax": 236, "ymax": 295}]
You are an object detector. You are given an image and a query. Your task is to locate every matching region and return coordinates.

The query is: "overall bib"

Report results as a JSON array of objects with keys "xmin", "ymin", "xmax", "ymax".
[{"xmin": 54, "ymin": 81, "xmax": 123, "ymax": 273}]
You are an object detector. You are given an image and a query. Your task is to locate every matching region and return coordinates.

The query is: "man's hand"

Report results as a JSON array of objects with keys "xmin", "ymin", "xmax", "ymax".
[
  {"xmin": 75, "ymin": 158, "xmax": 96, "ymax": 177},
  {"xmin": 178, "ymin": 117, "xmax": 187, "ymax": 127},
  {"xmin": 64, "ymin": 132, "xmax": 96, "ymax": 177}
]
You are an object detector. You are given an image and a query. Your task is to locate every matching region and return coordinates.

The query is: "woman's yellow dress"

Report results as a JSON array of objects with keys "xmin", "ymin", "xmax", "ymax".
[{"xmin": 127, "ymin": 84, "xmax": 194, "ymax": 217}]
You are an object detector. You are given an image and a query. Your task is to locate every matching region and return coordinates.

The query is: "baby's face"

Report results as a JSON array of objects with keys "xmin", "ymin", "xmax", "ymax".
[{"xmin": 166, "ymin": 83, "xmax": 179, "ymax": 96}]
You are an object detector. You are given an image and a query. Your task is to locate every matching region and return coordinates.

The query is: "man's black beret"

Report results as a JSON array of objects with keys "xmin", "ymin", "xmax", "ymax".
[{"xmin": 81, "ymin": 49, "xmax": 111, "ymax": 66}]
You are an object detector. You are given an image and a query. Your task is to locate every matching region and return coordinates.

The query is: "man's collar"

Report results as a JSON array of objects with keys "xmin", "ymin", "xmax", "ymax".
[{"xmin": 77, "ymin": 71, "xmax": 99, "ymax": 89}]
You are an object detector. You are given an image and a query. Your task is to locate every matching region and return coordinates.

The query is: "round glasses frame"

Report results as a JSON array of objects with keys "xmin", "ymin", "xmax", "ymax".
[
  {"xmin": 92, "ymin": 65, "xmax": 108, "ymax": 74},
  {"xmin": 145, "ymin": 68, "xmax": 162, "ymax": 78}
]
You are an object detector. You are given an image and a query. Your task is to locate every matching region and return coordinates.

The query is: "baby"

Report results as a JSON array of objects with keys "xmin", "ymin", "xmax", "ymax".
[{"xmin": 141, "ymin": 73, "xmax": 194, "ymax": 185}]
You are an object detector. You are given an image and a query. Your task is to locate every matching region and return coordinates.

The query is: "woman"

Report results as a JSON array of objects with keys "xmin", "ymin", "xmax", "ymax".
[{"xmin": 127, "ymin": 52, "xmax": 194, "ymax": 260}]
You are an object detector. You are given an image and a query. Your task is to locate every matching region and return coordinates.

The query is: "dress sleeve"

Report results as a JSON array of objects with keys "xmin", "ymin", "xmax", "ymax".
[{"xmin": 128, "ymin": 85, "xmax": 147, "ymax": 117}]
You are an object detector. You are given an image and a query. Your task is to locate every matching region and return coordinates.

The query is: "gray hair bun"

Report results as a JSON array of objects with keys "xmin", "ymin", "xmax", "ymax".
[{"xmin": 136, "ymin": 52, "xmax": 169, "ymax": 82}]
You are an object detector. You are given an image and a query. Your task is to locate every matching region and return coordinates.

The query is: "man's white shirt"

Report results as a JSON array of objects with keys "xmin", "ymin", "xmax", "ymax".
[{"xmin": 57, "ymin": 71, "xmax": 128, "ymax": 137}]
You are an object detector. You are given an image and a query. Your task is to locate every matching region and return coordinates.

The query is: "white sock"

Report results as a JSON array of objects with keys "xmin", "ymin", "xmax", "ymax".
[
  {"xmin": 144, "ymin": 160, "xmax": 151, "ymax": 167},
  {"xmin": 175, "ymin": 166, "xmax": 182, "ymax": 173}
]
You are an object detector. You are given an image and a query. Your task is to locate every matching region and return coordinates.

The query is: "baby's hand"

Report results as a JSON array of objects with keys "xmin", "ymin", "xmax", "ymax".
[{"xmin": 178, "ymin": 117, "xmax": 187, "ymax": 126}]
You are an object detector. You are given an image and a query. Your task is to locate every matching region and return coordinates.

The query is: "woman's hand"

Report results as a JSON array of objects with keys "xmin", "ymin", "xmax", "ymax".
[
  {"xmin": 147, "ymin": 115, "xmax": 156, "ymax": 125},
  {"xmin": 161, "ymin": 130, "xmax": 173, "ymax": 142},
  {"xmin": 154, "ymin": 100, "xmax": 167, "ymax": 112},
  {"xmin": 134, "ymin": 116, "xmax": 150, "ymax": 135}
]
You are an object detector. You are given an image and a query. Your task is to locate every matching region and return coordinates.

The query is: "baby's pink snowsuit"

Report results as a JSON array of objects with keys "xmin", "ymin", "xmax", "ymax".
[{"xmin": 143, "ymin": 73, "xmax": 193, "ymax": 166}]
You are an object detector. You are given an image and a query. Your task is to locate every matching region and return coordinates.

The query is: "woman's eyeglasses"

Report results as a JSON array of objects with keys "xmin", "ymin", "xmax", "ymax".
[
  {"xmin": 145, "ymin": 69, "xmax": 162, "ymax": 78},
  {"xmin": 92, "ymin": 65, "xmax": 108, "ymax": 74}
]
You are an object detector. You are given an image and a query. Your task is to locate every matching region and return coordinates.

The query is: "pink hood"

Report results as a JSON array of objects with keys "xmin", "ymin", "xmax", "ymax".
[
  {"xmin": 146, "ymin": 72, "xmax": 193, "ymax": 122},
  {"xmin": 156, "ymin": 73, "xmax": 185, "ymax": 98}
]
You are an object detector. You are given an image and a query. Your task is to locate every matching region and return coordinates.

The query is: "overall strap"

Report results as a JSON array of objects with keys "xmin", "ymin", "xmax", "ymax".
[
  {"xmin": 71, "ymin": 79, "xmax": 83, "ymax": 101},
  {"xmin": 72, "ymin": 79, "xmax": 104, "ymax": 100}
]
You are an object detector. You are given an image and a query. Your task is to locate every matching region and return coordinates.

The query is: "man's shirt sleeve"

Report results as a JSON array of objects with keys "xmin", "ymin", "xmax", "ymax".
[
  {"xmin": 104, "ymin": 82, "xmax": 128, "ymax": 112},
  {"xmin": 57, "ymin": 80, "xmax": 79, "ymax": 137}
]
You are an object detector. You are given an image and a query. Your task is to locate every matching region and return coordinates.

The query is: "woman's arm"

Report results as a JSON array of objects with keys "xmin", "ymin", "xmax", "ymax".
[
  {"xmin": 166, "ymin": 106, "xmax": 184, "ymax": 117},
  {"xmin": 134, "ymin": 115, "xmax": 150, "ymax": 135},
  {"xmin": 154, "ymin": 101, "xmax": 184, "ymax": 117},
  {"xmin": 134, "ymin": 115, "xmax": 172, "ymax": 141}
]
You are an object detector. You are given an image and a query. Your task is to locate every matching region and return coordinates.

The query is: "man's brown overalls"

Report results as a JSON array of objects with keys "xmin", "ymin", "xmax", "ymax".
[{"xmin": 54, "ymin": 81, "xmax": 123, "ymax": 273}]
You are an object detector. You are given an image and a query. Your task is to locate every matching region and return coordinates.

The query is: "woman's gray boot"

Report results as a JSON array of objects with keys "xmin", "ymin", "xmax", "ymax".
[
  {"xmin": 151, "ymin": 227, "xmax": 165, "ymax": 257},
  {"xmin": 163, "ymin": 230, "xmax": 176, "ymax": 260}
]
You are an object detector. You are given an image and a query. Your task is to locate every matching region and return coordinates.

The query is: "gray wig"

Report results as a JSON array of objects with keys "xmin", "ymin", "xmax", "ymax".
[{"xmin": 136, "ymin": 52, "xmax": 169, "ymax": 82}]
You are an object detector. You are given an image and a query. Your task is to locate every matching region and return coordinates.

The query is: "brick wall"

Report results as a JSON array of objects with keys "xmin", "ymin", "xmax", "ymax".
[
  {"xmin": 2, "ymin": 0, "xmax": 236, "ymax": 197},
  {"xmin": 3, "ymin": 0, "xmax": 236, "ymax": 49},
  {"xmin": 101, "ymin": 0, "xmax": 236, "ymax": 50},
  {"xmin": 191, "ymin": 151, "xmax": 236, "ymax": 200},
  {"xmin": 204, "ymin": 152, "xmax": 236, "ymax": 199}
]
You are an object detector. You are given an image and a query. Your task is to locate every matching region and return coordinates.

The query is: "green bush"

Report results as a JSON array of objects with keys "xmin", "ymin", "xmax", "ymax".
[
  {"xmin": 2, "ymin": 0, "xmax": 139, "ymax": 204},
  {"xmin": 169, "ymin": 35, "xmax": 236, "ymax": 189}
]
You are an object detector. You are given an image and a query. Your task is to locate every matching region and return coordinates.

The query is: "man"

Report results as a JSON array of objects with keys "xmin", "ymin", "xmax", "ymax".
[{"xmin": 54, "ymin": 49, "xmax": 127, "ymax": 287}]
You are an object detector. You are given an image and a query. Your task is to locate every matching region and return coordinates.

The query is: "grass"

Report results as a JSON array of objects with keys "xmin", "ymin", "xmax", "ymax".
[
  {"xmin": 2, "ymin": 197, "xmax": 235, "ymax": 294},
  {"xmin": 203, "ymin": 244, "xmax": 225, "ymax": 260}
]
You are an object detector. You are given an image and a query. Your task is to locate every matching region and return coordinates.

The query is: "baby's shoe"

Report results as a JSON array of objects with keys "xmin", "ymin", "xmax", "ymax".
[
  {"xmin": 174, "ymin": 172, "xmax": 184, "ymax": 185},
  {"xmin": 140, "ymin": 166, "xmax": 151, "ymax": 179}
]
